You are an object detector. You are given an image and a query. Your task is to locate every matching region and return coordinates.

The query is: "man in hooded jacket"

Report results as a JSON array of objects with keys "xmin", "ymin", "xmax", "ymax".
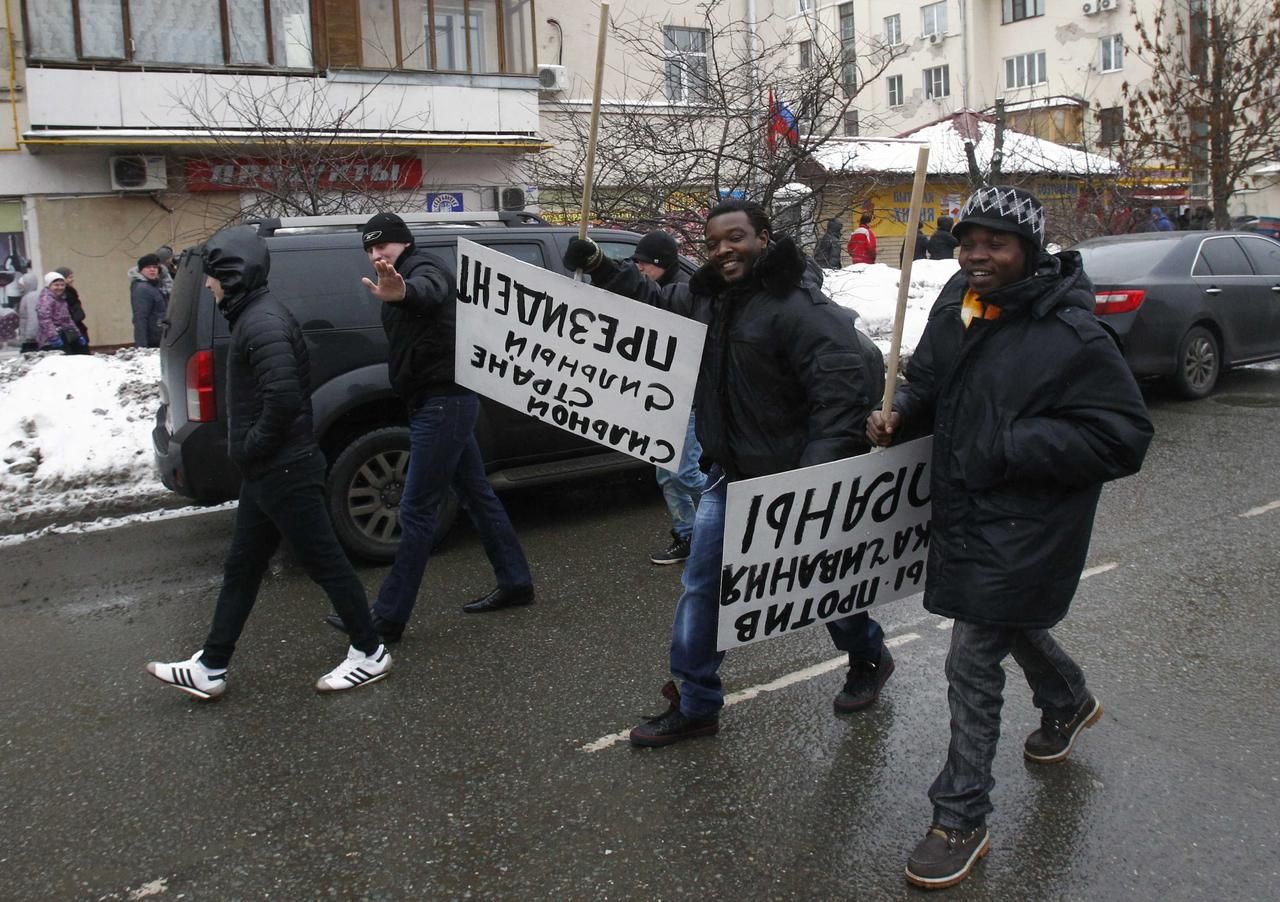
[
  {"xmin": 867, "ymin": 186, "xmax": 1153, "ymax": 889},
  {"xmin": 147, "ymin": 225, "xmax": 391, "ymax": 699},
  {"xmin": 565, "ymin": 199, "xmax": 891, "ymax": 748}
]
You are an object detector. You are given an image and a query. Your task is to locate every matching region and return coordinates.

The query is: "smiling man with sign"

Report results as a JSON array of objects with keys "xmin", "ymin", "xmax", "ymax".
[{"xmin": 564, "ymin": 199, "xmax": 888, "ymax": 748}]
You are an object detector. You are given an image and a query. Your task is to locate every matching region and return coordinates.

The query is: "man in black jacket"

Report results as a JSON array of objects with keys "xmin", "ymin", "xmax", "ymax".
[
  {"xmin": 326, "ymin": 213, "xmax": 533, "ymax": 644},
  {"xmin": 147, "ymin": 226, "xmax": 390, "ymax": 699},
  {"xmin": 565, "ymin": 199, "xmax": 891, "ymax": 748},
  {"xmin": 867, "ymin": 186, "xmax": 1153, "ymax": 889}
]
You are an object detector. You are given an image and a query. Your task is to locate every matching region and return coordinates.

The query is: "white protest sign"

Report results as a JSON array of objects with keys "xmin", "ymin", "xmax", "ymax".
[
  {"xmin": 454, "ymin": 239, "xmax": 706, "ymax": 466},
  {"xmin": 717, "ymin": 437, "xmax": 933, "ymax": 651}
]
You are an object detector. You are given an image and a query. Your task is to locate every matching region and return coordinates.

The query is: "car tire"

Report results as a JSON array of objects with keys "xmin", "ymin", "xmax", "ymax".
[
  {"xmin": 1172, "ymin": 325, "xmax": 1220, "ymax": 400},
  {"xmin": 326, "ymin": 426, "xmax": 459, "ymax": 564}
]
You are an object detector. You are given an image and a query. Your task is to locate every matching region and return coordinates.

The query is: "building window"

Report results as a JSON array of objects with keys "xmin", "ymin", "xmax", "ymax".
[
  {"xmin": 924, "ymin": 64, "xmax": 950, "ymax": 99},
  {"xmin": 1098, "ymin": 106, "xmax": 1123, "ymax": 145},
  {"xmin": 1100, "ymin": 34, "xmax": 1124, "ymax": 72},
  {"xmin": 921, "ymin": 2, "xmax": 947, "ymax": 37},
  {"xmin": 884, "ymin": 14, "xmax": 902, "ymax": 46},
  {"xmin": 664, "ymin": 25, "xmax": 709, "ymax": 103},
  {"xmin": 799, "ymin": 40, "xmax": 813, "ymax": 69},
  {"xmin": 1004, "ymin": 50, "xmax": 1047, "ymax": 89},
  {"xmin": 839, "ymin": 3, "xmax": 857, "ymax": 96},
  {"xmin": 25, "ymin": 0, "xmax": 315, "ymax": 68},
  {"xmin": 844, "ymin": 109, "xmax": 860, "ymax": 136},
  {"xmin": 888, "ymin": 74, "xmax": 904, "ymax": 106},
  {"xmin": 1001, "ymin": 0, "xmax": 1044, "ymax": 24}
]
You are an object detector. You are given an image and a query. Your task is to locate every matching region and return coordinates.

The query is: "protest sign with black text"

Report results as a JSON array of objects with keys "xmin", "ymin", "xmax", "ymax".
[
  {"xmin": 718, "ymin": 438, "xmax": 933, "ymax": 650},
  {"xmin": 454, "ymin": 239, "xmax": 706, "ymax": 466}
]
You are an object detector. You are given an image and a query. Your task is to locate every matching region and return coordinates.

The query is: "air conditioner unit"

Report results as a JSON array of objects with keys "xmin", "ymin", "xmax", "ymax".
[
  {"xmin": 110, "ymin": 155, "xmax": 167, "ymax": 191},
  {"xmin": 1098, "ymin": 0, "xmax": 1116, "ymax": 10},
  {"xmin": 500, "ymin": 186, "xmax": 527, "ymax": 211},
  {"xmin": 537, "ymin": 64, "xmax": 569, "ymax": 92},
  {"xmin": 1082, "ymin": 1, "xmax": 1099, "ymax": 14},
  {"xmin": 927, "ymin": 32, "xmax": 944, "ymax": 45}
]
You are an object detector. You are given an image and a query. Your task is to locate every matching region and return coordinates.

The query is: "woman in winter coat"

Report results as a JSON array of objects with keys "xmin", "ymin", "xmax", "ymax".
[
  {"xmin": 55, "ymin": 266, "xmax": 89, "ymax": 344},
  {"xmin": 16, "ymin": 271, "xmax": 40, "ymax": 352},
  {"xmin": 36, "ymin": 272, "xmax": 87, "ymax": 353},
  {"xmin": 868, "ymin": 186, "xmax": 1153, "ymax": 890}
]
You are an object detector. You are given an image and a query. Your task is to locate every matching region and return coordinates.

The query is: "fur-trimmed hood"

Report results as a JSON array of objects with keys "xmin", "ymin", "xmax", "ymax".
[{"xmin": 689, "ymin": 235, "xmax": 816, "ymax": 298}]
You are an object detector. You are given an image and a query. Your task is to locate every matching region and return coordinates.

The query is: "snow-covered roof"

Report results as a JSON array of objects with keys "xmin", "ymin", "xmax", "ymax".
[{"xmin": 810, "ymin": 112, "xmax": 1117, "ymax": 177}]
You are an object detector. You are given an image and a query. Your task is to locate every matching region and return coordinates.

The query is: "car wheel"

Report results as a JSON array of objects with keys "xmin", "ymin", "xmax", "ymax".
[
  {"xmin": 326, "ymin": 427, "xmax": 459, "ymax": 564},
  {"xmin": 1172, "ymin": 325, "xmax": 1220, "ymax": 400}
]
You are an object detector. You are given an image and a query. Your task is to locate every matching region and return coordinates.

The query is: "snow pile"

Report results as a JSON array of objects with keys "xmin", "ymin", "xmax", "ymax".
[
  {"xmin": 824, "ymin": 258, "xmax": 959, "ymax": 356},
  {"xmin": 0, "ymin": 348, "xmax": 169, "ymax": 525}
]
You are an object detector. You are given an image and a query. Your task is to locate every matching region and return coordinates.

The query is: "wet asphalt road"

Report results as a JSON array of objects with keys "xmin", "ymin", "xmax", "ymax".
[{"xmin": 2, "ymin": 367, "xmax": 1279, "ymax": 901}]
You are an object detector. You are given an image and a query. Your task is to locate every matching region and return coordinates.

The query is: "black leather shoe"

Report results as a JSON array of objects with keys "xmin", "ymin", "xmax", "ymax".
[
  {"xmin": 462, "ymin": 585, "xmax": 535, "ymax": 613},
  {"xmin": 323, "ymin": 611, "xmax": 404, "ymax": 644}
]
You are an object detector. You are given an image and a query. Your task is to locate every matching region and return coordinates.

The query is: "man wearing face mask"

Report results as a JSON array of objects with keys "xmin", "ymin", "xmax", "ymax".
[
  {"xmin": 565, "ymin": 199, "xmax": 889, "ymax": 748},
  {"xmin": 146, "ymin": 226, "xmax": 391, "ymax": 699},
  {"xmin": 324, "ymin": 212, "xmax": 534, "ymax": 647}
]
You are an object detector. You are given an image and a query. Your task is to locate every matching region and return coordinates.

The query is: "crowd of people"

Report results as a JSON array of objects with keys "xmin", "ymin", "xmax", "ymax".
[{"xmin": 136, "ymin": 189, "xmax": 1152, "ymax": 891}]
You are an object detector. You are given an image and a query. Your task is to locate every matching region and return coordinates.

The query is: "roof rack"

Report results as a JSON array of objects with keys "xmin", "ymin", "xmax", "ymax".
[{"xmin": 251, "ymin": 210, "xmax": 549, "ymax": 237}]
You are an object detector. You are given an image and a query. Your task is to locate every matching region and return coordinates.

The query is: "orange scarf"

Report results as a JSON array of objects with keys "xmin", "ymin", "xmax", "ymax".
[{"xmin": 960, "ymin": 288, "xmax": 1002, "ymax": 328}]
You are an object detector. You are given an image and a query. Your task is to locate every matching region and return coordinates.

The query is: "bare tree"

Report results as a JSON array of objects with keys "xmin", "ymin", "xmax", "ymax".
[
  {"xmin": 530, "ymin": 0, "xmax": 900, "ymax": 251},
  {"xmin": 1124, "ymin": 0, "xmax": 1280, "ymax": 227}
]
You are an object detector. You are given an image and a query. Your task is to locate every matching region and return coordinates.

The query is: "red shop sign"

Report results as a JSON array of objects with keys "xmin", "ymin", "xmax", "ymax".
[{"xmin": 185, "ymin": 157, "xmax": 423, "ymax": 192}]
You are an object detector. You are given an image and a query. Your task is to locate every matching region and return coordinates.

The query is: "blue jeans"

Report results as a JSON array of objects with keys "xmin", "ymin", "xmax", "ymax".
[
  {"xmin": 671, "ymin": 468, "xmax": 885, "ymax": 718},
  {"xmin": 374, "ymin": 392, "xmax": 531, "ymax": 625},
  {"xmin": 655, "ymin": 411, "xmax": 707, "ymax": 541},
  {"xmin": 203, "ymin": 450, "xmax": 379, "ymax": 669},
  {"xmin": 929, "ymin": 620, "xmax": 1089, "ymax": 830}
]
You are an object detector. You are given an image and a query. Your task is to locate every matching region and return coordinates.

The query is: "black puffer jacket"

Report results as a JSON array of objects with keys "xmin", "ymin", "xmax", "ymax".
[
  {"xmin": 205, "ymin": 226, "xmax": 315, "ymax": 479},
  {"xmin": 600, "ymin": 236, "xmax": 884, "ymax": 479},
  {"xmin": 893, "ymin": 250, "xmax": 1153, "ymax": 628},
  {"xmin": 381, "ymin": 244, "xmax": 460, "ymax": 411}
]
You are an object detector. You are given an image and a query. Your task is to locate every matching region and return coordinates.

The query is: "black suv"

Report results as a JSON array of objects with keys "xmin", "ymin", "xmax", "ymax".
[{"xmin": 152, "ymin": 211, "xmax": 659, "ymax": 562}]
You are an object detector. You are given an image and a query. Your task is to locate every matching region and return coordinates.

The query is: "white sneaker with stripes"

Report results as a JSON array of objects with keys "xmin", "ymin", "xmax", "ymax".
[
  {"xmin": 146, "ymin": 652, "xmax": 227, "ymax": 700},
  {"xmin": 315, "ymin": 644, "xmax": 392, "ymax": 693}
]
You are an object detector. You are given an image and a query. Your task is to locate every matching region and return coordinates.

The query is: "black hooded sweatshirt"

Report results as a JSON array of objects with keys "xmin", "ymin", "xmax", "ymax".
[{"xmin": 204, "ymin": 226, "xmax": 315, "ymax": 479}]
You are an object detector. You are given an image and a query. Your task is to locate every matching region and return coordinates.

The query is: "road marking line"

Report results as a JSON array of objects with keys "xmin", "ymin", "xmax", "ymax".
[
  {"xmin": 1240, "ymin": 499, "xmax": 1280, "ymax": 519},
  {"xmin": 579, "ymin": 632, "xmax": 923, "ymax": 752}
]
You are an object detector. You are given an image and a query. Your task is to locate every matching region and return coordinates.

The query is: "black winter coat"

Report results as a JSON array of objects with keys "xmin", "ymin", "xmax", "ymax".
[
  {"xmin": 893, "ymin": 250, "xmax": 1153, "ymax": 628},
  {"xmin": 926, "ymin": 217, "xmax": 959, "ymax": 260},
  {"xmin": 600, "ymin": 237, "xmax": 884, "ymax": 480},
  {"xmin": 381, "ymin": 245, "xmax": 460, "ymax": 411},
  {"xmin": 206, "ymin": 227, "xmax": 316, "ymax": 480}
]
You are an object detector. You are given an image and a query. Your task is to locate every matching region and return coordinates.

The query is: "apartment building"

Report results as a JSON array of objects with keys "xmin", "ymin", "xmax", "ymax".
[{"xmin": 1, "ymin": 0, "xmax": 545, "ymax": 344}]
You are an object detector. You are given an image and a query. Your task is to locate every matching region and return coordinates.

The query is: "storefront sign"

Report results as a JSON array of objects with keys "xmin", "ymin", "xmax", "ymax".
[{"xmin": 185, "ymin": 157, "xmax": 423, "ymax": 192}]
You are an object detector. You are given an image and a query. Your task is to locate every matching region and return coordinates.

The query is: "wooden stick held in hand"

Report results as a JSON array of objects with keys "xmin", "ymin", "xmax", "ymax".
[
  {"xmin": 574, "ymin": 3, "xmax": 610, "ymax": 282},
  {"xmin": 881, "ymin": 145, "xmax": 931, "ymax": 418}
]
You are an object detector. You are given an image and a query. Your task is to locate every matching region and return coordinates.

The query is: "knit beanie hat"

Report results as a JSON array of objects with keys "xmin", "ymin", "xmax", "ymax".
[
  {"xmin": 361, "ymin": 212, "xmax": 414, "ymax": 250},
  {"xmin": 953, "ymin": 185, "xmax": 1046, "ymax": 251},
  {"xmin": 630, "ymin": 231, "xmax": 679, "ymax": 271},
  {"xmin": 137, "ymin": 253, "xmax": 162, "ymax": 270},
  {"xmin": 43, "ymin": 271, "xmax": 66, "ymax": 287}
]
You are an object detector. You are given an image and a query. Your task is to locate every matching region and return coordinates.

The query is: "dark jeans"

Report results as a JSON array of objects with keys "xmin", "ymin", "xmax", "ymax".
[
  {"xmin": 374, "ymin": 392, "xmax": 531, "ymax": 625},
  {"xmin": 672, "ymin": 468, "xmax": 885, "ymax": 719},
  {"xmin": 929, "ymin": 620, "xmax": 1090, "ymax": 830},
  {"xmin": 202, "ymin": 450, "xmax": 378, "ymax": 669}
]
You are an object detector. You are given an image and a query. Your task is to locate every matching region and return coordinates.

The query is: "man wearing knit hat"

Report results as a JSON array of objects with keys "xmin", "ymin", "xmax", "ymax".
[
  {"xmin": 628, "ymin": 231, "xmax": 705, "ymax": 565},
  {"xmin": 130, "ymin": 253, "xmax": 167, "ymax": 347},
  {"xmin": 867, "ymin": 185, "xmax": 1153, "ymax": 889},
  {"xmin": 325, "ymin": 212, "xmax": 534, "ymax": 645}
]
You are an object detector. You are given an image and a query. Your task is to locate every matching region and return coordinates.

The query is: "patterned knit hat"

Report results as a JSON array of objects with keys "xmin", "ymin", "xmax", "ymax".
[{"xmin": 953, "ymin": 185, "xmax": 1046, "ymax": 250}]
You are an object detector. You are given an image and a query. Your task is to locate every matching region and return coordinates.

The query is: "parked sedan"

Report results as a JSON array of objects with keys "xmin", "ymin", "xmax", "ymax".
[{"xmin": 1073, "ymin": 231, "xmax": 1280, "ymax": 398}]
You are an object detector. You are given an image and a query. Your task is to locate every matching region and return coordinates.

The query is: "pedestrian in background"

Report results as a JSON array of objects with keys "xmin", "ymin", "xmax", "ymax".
[
  {"xmin": 130, "ymin": 253, "xmax": 167, "ymax": 347},
  {"xmin": 629, "ymin": 230, "xmax": 706, "ymax": 566},
  {"xmin": 147, "ymin": 225, "xmax": 391, "ymax": 699},
  {"xmin": 325, "ymin": 212, "xmax": 534, "ymax": 646},
  {"xmin": 846, "ymin": 212, "xmax": 878, "ymax": 264},
  {"xmin": 54, "ymin": 266, "xmax": 89, "ymax": 345},
  {"xmin": 565, "ymin": 199, "xmax": 892, "ymax": 749},
  {"xmin": 867, "ymin": 185, "xmax": 1153, "ymax": 890},
  {"xmin": 814, "ymin": 217, "xmax": 843, "ymax": 269},
  {"xmin": 926, "ymin": 216, "xmax": 959, "ymax": 260},
  {"xmin": 17, "ymin": 271, "xmax": 39, "ymax": 352},
  {"xmin": 36, "ymin": 272, "xmax": 87, "ymax": 354}
]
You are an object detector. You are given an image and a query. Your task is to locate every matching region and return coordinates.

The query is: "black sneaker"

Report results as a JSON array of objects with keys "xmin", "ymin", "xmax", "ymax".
[
  {"xmin": 905, "ymin": 824, "xmax": 990, "ymax": 890},
  {"xmin": 629, "ymin": 681, "xmax": 718, "ymax": 747},
  {"xmin": 833, "ymin": 646, "xmax": 895, "ymax": 713},
  {"xmin": 649, "ymin": 533, "xmax": 691, "ymax": 565},
  {"xmin": 1024, "ymin": 695, "xmax": 1103, "ymax": 763},
  {"xmin": 323, "ymin": 611, "xmax": 404, "ymax": 644}
]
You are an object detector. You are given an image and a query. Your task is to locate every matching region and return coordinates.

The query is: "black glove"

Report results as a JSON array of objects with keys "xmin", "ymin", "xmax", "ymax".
[{"xmin": 563, "ymin": 237, "xmax": 604, "ymax": 273}]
